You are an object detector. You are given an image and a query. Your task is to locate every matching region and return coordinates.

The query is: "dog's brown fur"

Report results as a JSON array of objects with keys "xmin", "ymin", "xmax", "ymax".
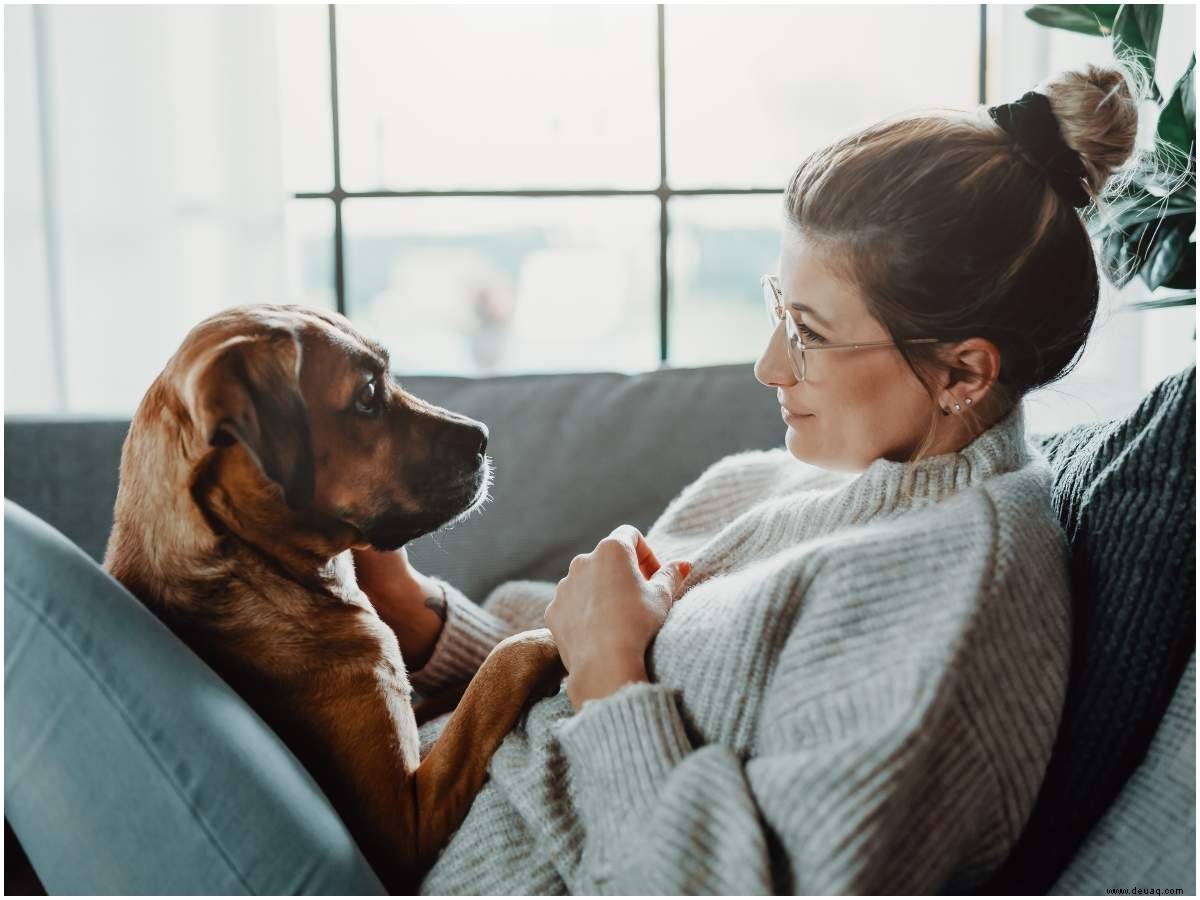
[{"xmin": 103, "ymin": 304, "xmax": 563, "ymax": 891}]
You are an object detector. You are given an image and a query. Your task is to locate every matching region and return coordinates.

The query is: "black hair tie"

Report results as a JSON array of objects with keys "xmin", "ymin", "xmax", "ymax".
[{"xmin": 988, "ymin": 90, "xmax": 1091, "ymax": 208}]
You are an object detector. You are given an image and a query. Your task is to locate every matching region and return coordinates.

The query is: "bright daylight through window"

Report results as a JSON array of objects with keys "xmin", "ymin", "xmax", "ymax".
[{"xmin": 5, "ymin": 4, "xmax": 1195, "ymax": 429}]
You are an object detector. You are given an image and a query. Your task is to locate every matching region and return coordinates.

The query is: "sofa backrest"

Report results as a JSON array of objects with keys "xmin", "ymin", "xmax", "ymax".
[
  {"xmin": 5, "ymin": 362, "xmax": 1195, "ymax": 893},
  {"xmin": 3, "ymin": 417, "xmax": 129, "ymax": 564},
  {"xmin": 3, "ymin": 364, "xmax": 784, "ymax": 598}
]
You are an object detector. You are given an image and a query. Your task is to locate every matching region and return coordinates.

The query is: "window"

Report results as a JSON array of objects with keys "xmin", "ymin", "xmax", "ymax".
[
  {"xmin": 281, "ymin": 4, "xmax": 984, "ymax": 376},
  {"xmin": 7, "ymin": 4, "xmax": 1194, "ymax": 424}
]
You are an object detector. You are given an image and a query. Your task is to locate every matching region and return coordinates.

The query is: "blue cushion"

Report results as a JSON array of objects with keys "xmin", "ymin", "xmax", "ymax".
[{"xmin": 3, "ymin": 499, "xmax": 385, "ymax": 895}]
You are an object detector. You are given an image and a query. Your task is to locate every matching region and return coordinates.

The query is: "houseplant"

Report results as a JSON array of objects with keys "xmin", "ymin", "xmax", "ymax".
[{"xmin": 1026, "ymin": 4, "xmax": 1195, "ymax": 309}]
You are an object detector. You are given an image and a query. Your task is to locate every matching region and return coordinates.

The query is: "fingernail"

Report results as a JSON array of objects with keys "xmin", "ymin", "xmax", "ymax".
[{"xmin": 679, "ymin": 561, "xmax": 692, "ymax": 578}]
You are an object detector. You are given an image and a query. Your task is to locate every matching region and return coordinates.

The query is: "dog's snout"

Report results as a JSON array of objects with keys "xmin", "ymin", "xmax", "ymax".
[{"xmin": 438, "ymin": 420, "xmax": 488, "ymax": 461}]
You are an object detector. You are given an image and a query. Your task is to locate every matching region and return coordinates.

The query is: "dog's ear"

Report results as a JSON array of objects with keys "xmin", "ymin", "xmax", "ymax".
[{"xmin": 184, "ymin": 330, "xmax": 315, "ymax": 511}]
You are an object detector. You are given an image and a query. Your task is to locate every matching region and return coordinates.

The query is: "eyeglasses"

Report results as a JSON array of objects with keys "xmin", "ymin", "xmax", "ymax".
[{"xmin": 761, "ymin": 274, "xmax": 941, "ymax": 382}]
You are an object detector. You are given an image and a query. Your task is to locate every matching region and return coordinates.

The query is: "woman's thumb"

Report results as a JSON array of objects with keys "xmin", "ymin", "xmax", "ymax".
[{"xmin": 652, "ymin": 560, "xmax": 693, "ymax": 600}]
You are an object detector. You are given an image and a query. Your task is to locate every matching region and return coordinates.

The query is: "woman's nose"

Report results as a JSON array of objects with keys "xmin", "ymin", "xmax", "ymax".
[{"xmin": 754, "ymin": 320, "xmax": 798, "ymax": 388}]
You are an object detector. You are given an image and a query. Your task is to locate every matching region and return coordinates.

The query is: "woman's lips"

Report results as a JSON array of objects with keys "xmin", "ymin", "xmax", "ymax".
[{"xmin": 781, "ymin": 406, "xmax": 812, "ymax": 423}]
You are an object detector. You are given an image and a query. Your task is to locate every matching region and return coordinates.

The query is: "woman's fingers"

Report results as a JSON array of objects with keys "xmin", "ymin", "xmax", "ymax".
[
  {"xmin": 648, "ymin": 560, "xmax": 693, "ymax": 605},
  {"xmin": 607, "ymin": 524, "xmax": 661, "ymax": 579}
]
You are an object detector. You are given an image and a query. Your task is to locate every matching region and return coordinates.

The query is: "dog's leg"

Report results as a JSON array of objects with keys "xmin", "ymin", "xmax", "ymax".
[
  {"xmin": 289, "ymin": 628, "xmax": 562, "ymax": 884},
  {"xmin": 413, "ymin": 681, "xmax": 470, "ymax": 726},
  {"xmin": 411, "ymin": 627, "xmax": 564, "ymax": 865}
]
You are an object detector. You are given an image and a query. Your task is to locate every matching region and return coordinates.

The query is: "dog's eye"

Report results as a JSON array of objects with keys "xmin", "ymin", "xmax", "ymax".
[{"xmin": 353, "ymin": 378, "xmax": 381, "ymax": 416}]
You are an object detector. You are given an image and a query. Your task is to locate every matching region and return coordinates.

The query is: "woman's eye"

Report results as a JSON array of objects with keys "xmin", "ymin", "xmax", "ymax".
[
  {"xmin": 354, "ymin": 378, "xmax": 380, "ymax": 415},
  {"xmin": 797, "ymin": 320, "xmax": 826, "ymax": 344}
]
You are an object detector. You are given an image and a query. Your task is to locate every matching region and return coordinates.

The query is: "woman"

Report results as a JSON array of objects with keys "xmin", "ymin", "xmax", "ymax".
[{"xmin": 354, "ymin": 63, "xmax": 1144, "ymax": 894}]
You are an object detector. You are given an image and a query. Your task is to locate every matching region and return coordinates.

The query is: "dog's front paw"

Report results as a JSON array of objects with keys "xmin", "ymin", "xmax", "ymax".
[
  {"xmin": 494, "ymin": 626, "xmax": 557, "ymax": 657},
  {"xmin": 490, "ymin": 627, "xmax": 564, "ymax": 688}
]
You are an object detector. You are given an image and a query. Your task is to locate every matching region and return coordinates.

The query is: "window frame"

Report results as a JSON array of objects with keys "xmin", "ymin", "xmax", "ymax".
[{"xmin": 294, "ymin": 4, "xmax": 989, "ymax": 364}]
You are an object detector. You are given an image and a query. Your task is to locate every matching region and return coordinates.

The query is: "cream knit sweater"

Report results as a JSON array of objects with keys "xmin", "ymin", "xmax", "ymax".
[{"xmin": 408, "ymin": 405, "xmax": 1071, "ymax": 895}]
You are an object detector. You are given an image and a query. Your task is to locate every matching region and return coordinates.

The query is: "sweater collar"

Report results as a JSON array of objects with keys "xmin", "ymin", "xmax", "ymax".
[{"xmin": 837, "ymin": 403, "xmax": 1032, "ymax": 513}]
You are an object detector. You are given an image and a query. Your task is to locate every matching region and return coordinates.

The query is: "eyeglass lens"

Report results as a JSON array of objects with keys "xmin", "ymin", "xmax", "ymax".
[{"xmin": 763, "ymin": 277, "xmax": 806, "ymax": 381}]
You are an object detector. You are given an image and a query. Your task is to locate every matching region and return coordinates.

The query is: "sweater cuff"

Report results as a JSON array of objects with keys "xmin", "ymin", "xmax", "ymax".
[
  {"xmin": 407, "ymin": 578, "xmax": 519, "ymax": 695},
  {"xmin": 555, "ymin": 681, "xmax": 694, "ymax": 847}
]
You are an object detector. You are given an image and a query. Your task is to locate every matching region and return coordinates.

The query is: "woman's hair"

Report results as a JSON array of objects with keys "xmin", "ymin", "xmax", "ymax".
[{"xmin": 782, "ymin": 59, "xmax": 1157, "ymax": 452}]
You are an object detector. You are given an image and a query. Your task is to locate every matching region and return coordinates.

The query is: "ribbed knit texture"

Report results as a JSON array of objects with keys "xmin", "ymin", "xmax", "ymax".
[
  {"xmin": 408, "ymin": 405, "xmax": 1072, "ymax": 895},
  {"xmin": 982, "ymin": 366, "xmax": 1196, "ymax": 894},
  {"xmin": 1050, "ymin": 654, "xmax": 1195, "ymax": 895}
]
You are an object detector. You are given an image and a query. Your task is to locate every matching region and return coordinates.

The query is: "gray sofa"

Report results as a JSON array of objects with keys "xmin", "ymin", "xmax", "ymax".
[{"xmin": 4, "ymin": 363, "xmax": 1196, "ymax": 894}]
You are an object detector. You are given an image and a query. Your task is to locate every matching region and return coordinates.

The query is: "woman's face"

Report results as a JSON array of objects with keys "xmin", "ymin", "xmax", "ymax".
[{"xmin": 754, "ymin": 227, "xmax": 939, "ymax": 472}]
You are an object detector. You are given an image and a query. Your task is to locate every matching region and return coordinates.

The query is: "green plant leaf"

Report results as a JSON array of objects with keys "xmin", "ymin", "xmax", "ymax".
[
  {"xmin": 1140, "ymin": 214, "xmax": 1195, "ymax": 289},
  {"xmin": 1138, "ymin": 166, "xmax": 1197, "ymax": 193},
  {"xmin": 1103, "ymin": 219, "xmax": 1157, "ymax": 287},
  {"xmin": 1157, "ymin": 55, "xmax": 1197, "ymax": 157},
  {"xmin": 1112, "ymin": 4, "xmax": 1163, "ymax": 95},
  {"xmin": 1163, "ymin": 238, "xmax": 1196, "ymax": 290},
  {"xmin": 1091, "ymin": 191, "xmax": 1195, "ymax": 233},
  {"xmin": 1024, "ymin": 4, "xmax": 1120, "ymax": 36},
  {"xmin": 1125, "ymin": 292, "xmax": 1196, "ymax": 310}
]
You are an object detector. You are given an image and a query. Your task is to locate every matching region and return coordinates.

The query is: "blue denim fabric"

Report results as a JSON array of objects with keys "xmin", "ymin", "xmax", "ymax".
[{"xmin": 4, "ymin": 500, "xmax": 386, "ymax": 895}]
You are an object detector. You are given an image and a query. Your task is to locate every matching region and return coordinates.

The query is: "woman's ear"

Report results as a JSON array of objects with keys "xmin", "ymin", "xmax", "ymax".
[{"xmin": 939, "ymin": 337, "xmax": 1002, "ymax": 407}]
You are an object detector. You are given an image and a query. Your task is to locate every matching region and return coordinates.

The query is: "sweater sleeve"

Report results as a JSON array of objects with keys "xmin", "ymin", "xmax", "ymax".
[
  {"xmin": 553, "ymin": 654, "xmax": 1003, "ymax": 894},
  {"xmin": 407, "ymin": 578, "xmax": 557, "ymax": 696}
]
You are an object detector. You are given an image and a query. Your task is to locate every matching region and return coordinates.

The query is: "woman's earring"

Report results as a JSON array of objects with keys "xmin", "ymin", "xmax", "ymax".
[
  {"xmin": 965, "ymin": 397, "xmax": 973, "ymax": 407},
  {"xmin": 953, "ymin": 402, "xmax": 962, "ymax": 413}
]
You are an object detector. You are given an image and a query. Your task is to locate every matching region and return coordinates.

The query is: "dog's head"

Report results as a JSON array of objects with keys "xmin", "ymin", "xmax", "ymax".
[{"xmin": 162, "ymin": 304, "xmax": 490, "ymax": 554}]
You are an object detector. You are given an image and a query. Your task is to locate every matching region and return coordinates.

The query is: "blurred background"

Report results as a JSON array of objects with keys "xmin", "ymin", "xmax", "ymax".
[{"xmin": 5, "ymin": 3, "xmax": 1196, "ymax": 432}]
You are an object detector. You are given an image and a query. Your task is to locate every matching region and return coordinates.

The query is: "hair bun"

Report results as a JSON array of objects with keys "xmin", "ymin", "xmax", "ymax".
[{"xmin": 1040, "ymin": 63, "xmax": 1144, "ymax": 198}]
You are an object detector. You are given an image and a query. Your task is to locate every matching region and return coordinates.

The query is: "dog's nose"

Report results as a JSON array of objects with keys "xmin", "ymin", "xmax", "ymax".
[
  {"xmin": 472, "ymin": 423, "xmax": 489, "ymax": 457},
  {"xmin": 438, "ymin": 420, "xmax": 488, "ymax": 460}
]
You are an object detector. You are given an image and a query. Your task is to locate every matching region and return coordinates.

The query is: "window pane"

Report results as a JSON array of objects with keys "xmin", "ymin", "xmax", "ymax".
[
  {"xmin": 40, "ymin": 5, "xmax": 288, "ymax": 414},
  {"xmin": 343, "ymin": 197, "xmax": 659, "ymax": 374},
  {"xmin": 284, "ymin": 199, "xmax": 335, "ymax": 311},
  {"xmin": 986, "ymin": 3, "xmax": 1115, "ymax": 104},
  {"xmin": 668, "ymin": 194, "xmax": 784, "ymax": 367},
  {"xmin": 336, "ymin": 5, "xmax": 659, "ymax": 190},
  {"xmin": 5, "ymin": 5, "xmax": 59, "ymax": 413},
  {"xmin": 666, "ymin": 5, "xmax": 980, "ymax": 188},
  {"xmin": 274, "ymin": 5, "xmax": 333, "ymax": 194}
]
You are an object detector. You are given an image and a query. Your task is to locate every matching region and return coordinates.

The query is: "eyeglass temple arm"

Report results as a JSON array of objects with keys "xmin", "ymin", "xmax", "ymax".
[{"xmin": 802, "ymin": 337, "xmax": 941, "ymax": 352}]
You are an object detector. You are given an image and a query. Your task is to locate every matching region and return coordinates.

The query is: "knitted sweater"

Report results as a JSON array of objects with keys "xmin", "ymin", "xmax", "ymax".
[{"xmin": 407, "ymin": 405, "xmax": 1072, "ymax": 895}]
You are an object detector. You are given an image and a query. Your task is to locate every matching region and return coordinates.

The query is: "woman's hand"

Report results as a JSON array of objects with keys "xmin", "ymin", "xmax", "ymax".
[
  {"xmin": 352, "ymin": 546, "xmax": 447, "ymax": 670},
  {"xmin": 544, "ymin": 525, "xmax": 691, "ymax": 712}
]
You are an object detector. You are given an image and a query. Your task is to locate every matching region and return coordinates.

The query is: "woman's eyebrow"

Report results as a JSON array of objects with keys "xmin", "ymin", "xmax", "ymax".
[{"xmin": 790, "ymin": 302, "xmax": 834, "ymax": 332}]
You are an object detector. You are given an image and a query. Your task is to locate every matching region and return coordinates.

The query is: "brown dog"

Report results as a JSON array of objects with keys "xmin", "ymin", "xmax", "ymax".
[{"xmin": 103, "ymin": 304, "xmax": 564, "ymax": 892}]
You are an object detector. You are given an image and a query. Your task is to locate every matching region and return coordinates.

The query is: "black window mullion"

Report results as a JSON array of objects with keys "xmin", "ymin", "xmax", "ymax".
[
  {"xmin": 328, "ymin": 3, "xmax": 346, "ymax": 316},
  {"xmin": 978, "ymin": 5, "xmax": 988, "ymax": 104},
  {"xmin": 657, "ymin": 3, "xmax": 669, "ymax": 365},
  {"xmin": 305, "ymin": 6, "xmax": 981, "ymax": 362}
]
